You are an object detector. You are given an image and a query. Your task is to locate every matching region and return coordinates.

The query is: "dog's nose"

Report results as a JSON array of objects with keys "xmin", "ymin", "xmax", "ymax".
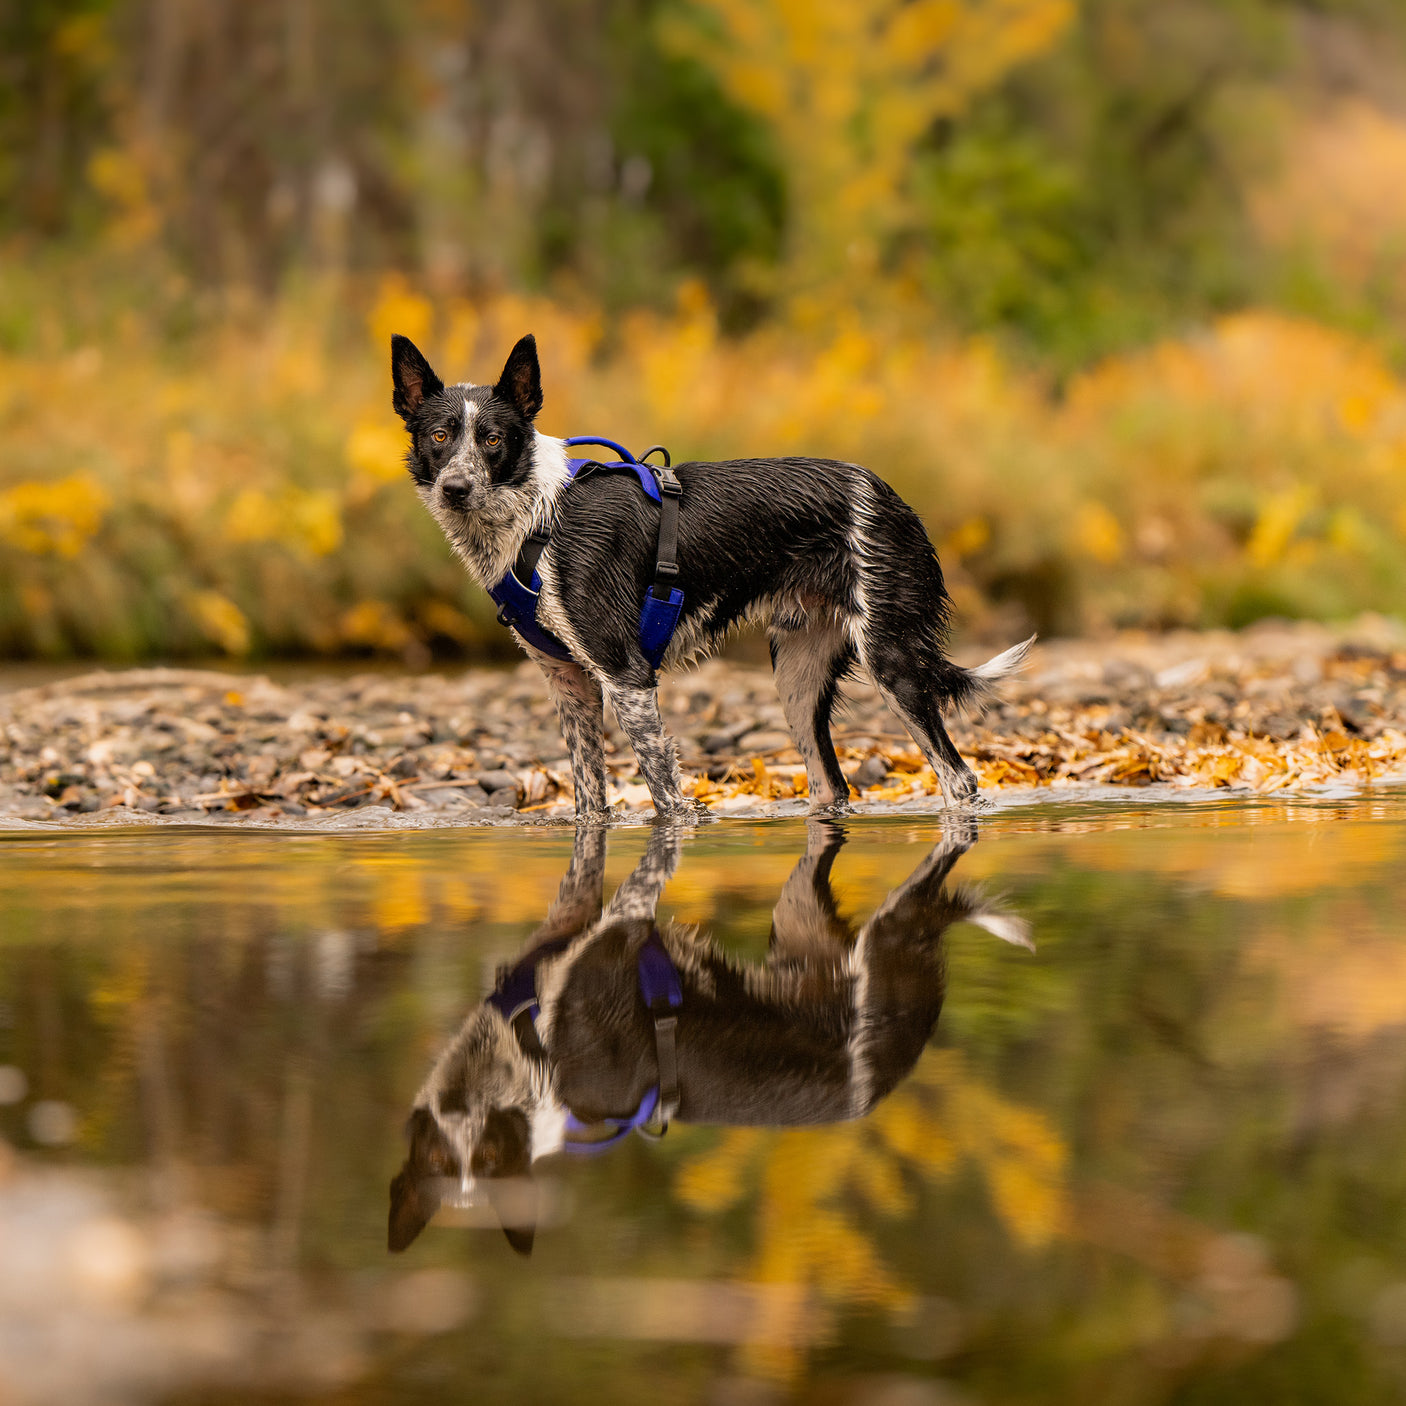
[{"xmin": 440, "ymin": 474, "xmax": 473, "ymax": 511}]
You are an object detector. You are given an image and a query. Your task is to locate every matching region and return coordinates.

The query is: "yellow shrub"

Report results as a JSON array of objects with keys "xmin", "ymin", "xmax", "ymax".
[
  {"xmin": 2, "ymin": 268, "xmax": 1405, "ymax": 660},
  {"xmin": 0, "ymin": 476, "xmax": 110, "ymax": 557}
]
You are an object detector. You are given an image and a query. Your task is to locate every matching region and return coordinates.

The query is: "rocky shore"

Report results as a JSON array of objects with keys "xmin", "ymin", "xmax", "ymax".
[{"xmin": 2, "ymin": 618, "xmax": 1405, "ymax": 826}]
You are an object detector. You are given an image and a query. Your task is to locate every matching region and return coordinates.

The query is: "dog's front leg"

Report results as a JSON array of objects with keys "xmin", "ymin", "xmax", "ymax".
[
  {"xmin": 601, "ymin": 682, "xmax": 695, "ymax": 819},
  {"xmin": 538, "ymin": 658, "xmax": 609, "ymax": 818},
  {"xmin": 527, "ymin": 824, "xmax": 607, "ymax": 946},
  {"xmin": 605, "ymin": 823, "xmax": 683, "ymax": 920}
]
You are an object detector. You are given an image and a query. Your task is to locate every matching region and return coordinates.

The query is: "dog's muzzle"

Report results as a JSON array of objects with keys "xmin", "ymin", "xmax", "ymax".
[{"xmin": 438, "ymin": 473, "xmax": 480, "ymax": 513}]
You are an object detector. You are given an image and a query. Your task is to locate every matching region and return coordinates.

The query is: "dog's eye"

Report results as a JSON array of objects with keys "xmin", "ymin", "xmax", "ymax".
[
  {"xmin": 486, "ymin": 433, "xmax": 500, "ymax": 448},
  {"xmin": 432, "ymin": 430, "xmax": 447, "ymax": 444}
]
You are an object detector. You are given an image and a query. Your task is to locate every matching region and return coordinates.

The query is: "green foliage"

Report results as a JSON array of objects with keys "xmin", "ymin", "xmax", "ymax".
[
  {"xmin": 607, "ymin": 33, "xmax": 785, "ymax": 320},
  {"xmin": 909, "ymin": 0, "xmax": 1294, "ymax": 363},
  {"xmin": 0, "ymin": 0, "xmax": 116, "ymax": 237}
]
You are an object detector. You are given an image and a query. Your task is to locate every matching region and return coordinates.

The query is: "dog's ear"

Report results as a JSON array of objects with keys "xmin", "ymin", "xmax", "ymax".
[
  {"xmin": 388, "ymin": 1162, "xmax": 443, "ymax": 1252},
  {"xmin": 472, "ymin": 1107, "xmax": 536, "ymax": 1256},
  {"xmin": 494, "ymin": 334, "xmax": 543, "ymax": 421},
  {"xmin": 486, "ymin": 1177, "xmax": 537, "ymax": 1257},
  {"xmin": 391, "ymin": 335, "xmax": 444, "ymax": 421}
]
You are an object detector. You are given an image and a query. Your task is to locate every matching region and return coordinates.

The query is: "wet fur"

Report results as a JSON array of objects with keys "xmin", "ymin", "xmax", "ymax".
[{"xmin": 391, "ymin": 333, "xmax": 1033, "ymax": 818}]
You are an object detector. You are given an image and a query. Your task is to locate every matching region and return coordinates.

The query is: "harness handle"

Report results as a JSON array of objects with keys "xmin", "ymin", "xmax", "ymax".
[
  {"xmin": 639, "ymin": 444, "xmax": 671, "ymax": 468},
  {"xmin": 563, "ymin": 435, "xmax": 639, "ymax": 463}
]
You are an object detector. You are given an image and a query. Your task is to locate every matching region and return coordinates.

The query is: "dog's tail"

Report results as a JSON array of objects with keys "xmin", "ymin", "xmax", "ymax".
[
  {"xmin": 944, "ymin": 633, "xmax": 1036, "ymax": 715},
  {"xmin": 949, "ymin": 882, "xmax": 1036, "ymax": 952}
]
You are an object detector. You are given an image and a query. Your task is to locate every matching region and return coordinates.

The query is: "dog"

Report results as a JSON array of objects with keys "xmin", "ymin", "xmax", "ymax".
[
  {"xmin": 391, "ymin": 333, "xmax": 1033, "ymax": 819},
  {"xmin": 388, "ymin": 818, "xmax": 1031, "ymax": 1255}
]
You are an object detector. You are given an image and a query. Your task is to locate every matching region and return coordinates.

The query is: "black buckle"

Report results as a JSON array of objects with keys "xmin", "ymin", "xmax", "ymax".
[
  {"xmin": 653, "ymin": 562, "xmax": 680, "ymax": 582},
  {"xmin": 653, "ymin": 468, "xmax": 682, "ymax": 498}
]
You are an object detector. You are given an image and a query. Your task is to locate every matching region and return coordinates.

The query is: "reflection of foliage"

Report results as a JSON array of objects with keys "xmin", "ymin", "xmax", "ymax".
[
  {"xmin": 676, "ymin": 1046, "xmax": 1067, "ymax": 1379},
  {"xmin": 8, "ymin": 812, "xmax": 1406, "ymax": 1400}
]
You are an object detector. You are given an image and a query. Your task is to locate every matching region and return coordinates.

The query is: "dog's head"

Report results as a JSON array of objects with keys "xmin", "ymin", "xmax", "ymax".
[
  {"xmin": 389, "ymin": 1105, "xmax": 537, "ymax": 1256},
  {"xmin": 388, "ymin": 1007, "xmax": 545, "ymax": 1256},
  {"xmin": 390, "ymin": 333, "xmax": 544, "ymax": 521}
]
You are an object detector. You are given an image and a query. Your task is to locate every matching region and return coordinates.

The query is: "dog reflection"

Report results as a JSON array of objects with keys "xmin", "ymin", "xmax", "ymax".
[{"xmin": 389, "ymin": 820, "xmax": 1029, "ymax": 1255}]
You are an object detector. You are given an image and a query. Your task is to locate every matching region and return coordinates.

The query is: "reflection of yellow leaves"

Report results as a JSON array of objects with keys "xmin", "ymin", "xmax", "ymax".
[
  {"xmin": 372, "ymin": 871, "xmax": 429, "ymax": 934},
  {"xmin": 676, "ymin": 1044, "xmax": 1068, "ymax": 1380},
  {"xmin": 1004, "ymin": 819, "xmax": 1406, "ymax": 900},
  {"xmin": 676, "ymin": 1127, "xmax": 764, "ymax": 1211},
  {"xmin": 901, "ymin": 1049, "xmax": 1067, "ymax": 1247}
]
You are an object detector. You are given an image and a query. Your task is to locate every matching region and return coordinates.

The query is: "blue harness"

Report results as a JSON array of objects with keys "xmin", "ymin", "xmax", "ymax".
[
  {"xmin": 487, "ymin": 436, "xmax": 685, "ymax": 669},
  {"xmin": 487, "ymin": 930, "xmax": 683, "ymax": 1155}
]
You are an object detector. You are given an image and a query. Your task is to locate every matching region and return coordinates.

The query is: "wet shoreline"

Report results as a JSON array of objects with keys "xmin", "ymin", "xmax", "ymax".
[{"xmin": 2, "ymin": 619, "xmax": 1404, "ymax": 827}]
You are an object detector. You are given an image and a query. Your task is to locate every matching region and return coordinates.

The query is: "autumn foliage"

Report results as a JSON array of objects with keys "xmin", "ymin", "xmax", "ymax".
[{"xmin": 4, "ymin": 0, "xmax": 1406, "ymax": 659}]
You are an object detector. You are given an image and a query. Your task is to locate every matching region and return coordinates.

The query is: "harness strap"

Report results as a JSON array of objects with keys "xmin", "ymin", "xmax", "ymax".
[
  {"xmin": 542, "ymin": 929, "xmax": 683, "ymax": 1155},
  {"xmin": 637, "ymin": 930, "xmax": 683, "ymax": 1127},
  {"xmin": 487, "ymin": 533, "xmax": 573, "ymax": 662},
  {"xmin": 651, "ymin": 468, "xmax": 681, "ymax": 601},
  {"xmin": 488, "ymin": 437, "xmax": 685, "ymax": 669},
  {"xmin": 516, "ymin": 530, "xmax": 551, "ymax": 583},
  {"xmin": 637, "ymin": 461, "xmax": 685, "ymax": 668}
]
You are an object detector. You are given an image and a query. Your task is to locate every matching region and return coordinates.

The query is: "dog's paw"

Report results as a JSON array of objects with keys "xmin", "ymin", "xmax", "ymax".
[
  {"xmin": 806, "ymin": 798, "xmax": 852, "ymax": 818},
  {"xmin": 657, "ymin": 798, "xmax": 715, "ymax": 825},
  {"xmin": 938, "ymin": 770, "xmax": 984, "ymax": 810}
]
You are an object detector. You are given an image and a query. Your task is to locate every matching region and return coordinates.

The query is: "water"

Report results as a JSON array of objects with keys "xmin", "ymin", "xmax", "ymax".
[{"xmin": 3, "ymin": 795, "xmax": 1406, "ymax": 1405}]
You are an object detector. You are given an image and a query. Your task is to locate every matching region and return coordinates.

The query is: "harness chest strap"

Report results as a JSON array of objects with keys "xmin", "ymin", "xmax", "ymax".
[
  {"xmin": 487, "ymin": 437, "xmax": 685, "ymax": 669},
  {"xmin": 488, "ymin": 929, "xmax": 684, "ymax": 1149}
]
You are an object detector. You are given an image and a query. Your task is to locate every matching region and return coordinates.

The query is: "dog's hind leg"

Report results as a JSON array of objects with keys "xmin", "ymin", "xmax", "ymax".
[
  {"xmin": 852, "ymin": 590, "xmax": 979, "ymax": 806},
  {"xmin": 845, "ymin": 820, "xmax": 981, "ymax": 1117},
  {"xmin": 769, "ymin": 819, "xmax": 852, "ymax": 963},
  {"xmin": 770, "ymin": 622, "xmax": 855, "ymax": 811},
  {"xmin": 601, "ymin": 682, "xmax": 694, "ymax": 819},
  {"xmin": 539, "ymin": 658, "xmax": 609, "ymax": 817},
  {"xmin": 864, "ymin": 653, "xmax": 978, "ymax": 807}
]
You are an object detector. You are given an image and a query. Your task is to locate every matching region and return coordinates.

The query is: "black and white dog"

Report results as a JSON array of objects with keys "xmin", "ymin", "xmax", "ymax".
[
  {"xmin": 388, "ymin": 819, "xmax": 1030, "ymax": 1255},
  {"xmin": 391, "ymin": 333, "xmax": 1032, "ymax": 819}
]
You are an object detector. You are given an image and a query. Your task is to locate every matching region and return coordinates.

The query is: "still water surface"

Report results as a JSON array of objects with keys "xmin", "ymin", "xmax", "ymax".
[{"xmin": 3, "ymin": 796, "xmax": 1406, "ymax": 1405}]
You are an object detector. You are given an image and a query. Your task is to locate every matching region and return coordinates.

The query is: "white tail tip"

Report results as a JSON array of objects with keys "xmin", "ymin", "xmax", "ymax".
[
  {"xmin": 971, "ymin": 633, "xmax": 1037, "ymax": 682},
  {"xmin": 966, "ymin": 909, "xmax": 1035, "ymax": 952}
]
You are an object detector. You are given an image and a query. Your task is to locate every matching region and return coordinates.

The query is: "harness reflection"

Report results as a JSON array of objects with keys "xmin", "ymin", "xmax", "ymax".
[{"xmin": 388, "ymin": 819, "xmax": 1031, "ymax": 1256}]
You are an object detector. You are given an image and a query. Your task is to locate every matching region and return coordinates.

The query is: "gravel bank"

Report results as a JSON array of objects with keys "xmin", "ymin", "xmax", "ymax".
[{"xmin": 2, "ymin": 619, "xmax": 1405, "ymax": 826}]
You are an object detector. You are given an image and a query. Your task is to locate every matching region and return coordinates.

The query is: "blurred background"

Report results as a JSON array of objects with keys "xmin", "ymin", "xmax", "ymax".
[{"xmin": 3, "ymin": 0, "xmax": 1406, "ymax": 664}]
